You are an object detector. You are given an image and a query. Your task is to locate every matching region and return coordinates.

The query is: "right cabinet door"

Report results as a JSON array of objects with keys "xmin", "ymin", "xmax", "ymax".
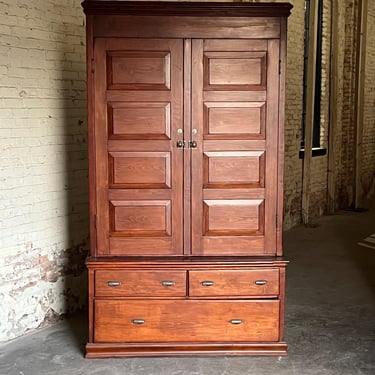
[{"xmin": 191, "ymin": 39, "xmax": 280, "ymax": 256}]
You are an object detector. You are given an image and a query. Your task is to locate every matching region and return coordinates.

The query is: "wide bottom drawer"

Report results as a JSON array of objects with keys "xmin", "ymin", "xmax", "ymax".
[{"xmin": 94, "ymin": 300, "xmax": 280, "ymax": 343}]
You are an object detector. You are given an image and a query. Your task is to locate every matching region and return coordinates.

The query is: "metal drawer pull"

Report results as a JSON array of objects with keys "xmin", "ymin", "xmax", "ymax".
[
  {"xmin": 161, "ymin": 280, "xmax": 175, "ymax": 287},
  {"xmin": 229, "ymin": 319, "xmax": 243, "ymax": 325},
  {"xmin": 201, "ymin": 280, "xmax": 214, "ymax": 287},
  {"xmin": 132, "ymin": 319, "xmax": 146, "ymax": 325},
  {"xmin": 254, "ymin": 280, "xmax": 268, "ymax": 286},
  {"xmin": 107, "ymin": 281, "xmax": 121, "ymax": 287}
]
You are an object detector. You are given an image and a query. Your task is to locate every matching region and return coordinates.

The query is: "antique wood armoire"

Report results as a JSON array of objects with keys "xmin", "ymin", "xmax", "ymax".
[{"xmin": 82, "ymin": 0, "xmax": 292, "ymax": 358}]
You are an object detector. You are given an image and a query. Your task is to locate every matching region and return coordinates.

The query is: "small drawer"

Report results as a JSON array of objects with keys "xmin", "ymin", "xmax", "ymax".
[
  {"xmin": 189, "ymin": 269, "xmax": 279, "ymax": 297},
  {"xmin": 95, "ymin": 270, "xmax": 187, "ymax": 297},
  {"xmin": 94, "ymin": 299, "xmax": 280, "ymax": 343}
]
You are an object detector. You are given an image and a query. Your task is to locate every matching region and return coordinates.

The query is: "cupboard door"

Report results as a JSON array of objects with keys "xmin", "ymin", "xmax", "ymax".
[
  {"xmin": 191, "ymin": 39, "xmax": 280, "ymax": 256},
  {"xmin": 94, "ymin": 39, "xmax": 184, "ymax": 255}
]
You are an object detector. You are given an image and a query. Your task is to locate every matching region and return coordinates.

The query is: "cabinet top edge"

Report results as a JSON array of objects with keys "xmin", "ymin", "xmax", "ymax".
[{"xmin": 82, "ymin": 1, "xmax": 293, "ymax": 18}]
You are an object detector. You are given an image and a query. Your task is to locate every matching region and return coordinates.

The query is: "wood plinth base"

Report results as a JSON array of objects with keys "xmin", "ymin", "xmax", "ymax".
[{"xmin": 86, "ymin": 342, "xmax": 288, "ymax": 358}]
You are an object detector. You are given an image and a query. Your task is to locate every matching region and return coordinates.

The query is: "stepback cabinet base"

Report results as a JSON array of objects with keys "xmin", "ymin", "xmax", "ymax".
[{"xmin": 82, "ymin": 1, "xmax": 292, "ymax": 358}]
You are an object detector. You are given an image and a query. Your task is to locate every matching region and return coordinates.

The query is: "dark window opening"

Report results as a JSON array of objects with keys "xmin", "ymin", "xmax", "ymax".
[{"xmin": 301, "ymin": 0, "xmax": 323, "ymax": 151}]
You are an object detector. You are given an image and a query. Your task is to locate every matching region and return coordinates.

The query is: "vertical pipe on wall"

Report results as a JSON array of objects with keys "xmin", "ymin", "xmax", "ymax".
[
  {"xmin": 327, "ymin": 0, "xmax": 339, "ymax": 214},
  {"xmin": 354, "ymin": 0, "xmax": 368, "ymax": 208},
  {"xmin": 302, "ymin": 0, "xmax": 319, "ymax": 225}
]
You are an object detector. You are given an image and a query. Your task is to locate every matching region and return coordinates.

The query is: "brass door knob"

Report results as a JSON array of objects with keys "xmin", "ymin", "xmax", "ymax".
[{"xmin": 189, "ymin": 140, "xmax": 197, "ymax": 148}]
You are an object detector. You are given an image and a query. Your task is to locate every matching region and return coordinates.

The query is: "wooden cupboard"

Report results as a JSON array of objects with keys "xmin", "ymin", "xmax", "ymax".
[{"xmin": 82, "ymin": 1, "xmax": 292, "ymax": 357}]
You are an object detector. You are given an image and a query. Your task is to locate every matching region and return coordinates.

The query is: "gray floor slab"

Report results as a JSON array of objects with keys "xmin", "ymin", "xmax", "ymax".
[{"xmin": 1, "ymin": 201, "xmax": 375, "ymax": 374}]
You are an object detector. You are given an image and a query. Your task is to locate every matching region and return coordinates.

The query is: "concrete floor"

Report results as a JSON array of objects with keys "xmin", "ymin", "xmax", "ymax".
[{"xmin": 1, "ymin": 201, "xmax": 375, "ymax": 375}]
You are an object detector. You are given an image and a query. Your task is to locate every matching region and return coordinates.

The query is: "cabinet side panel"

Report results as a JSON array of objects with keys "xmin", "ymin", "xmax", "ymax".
[
  {"xmin": 86, "ymin": 15, "xmax": 98, "ymax": 256},
  {"xmin": 263, "ymin": 39, "xmax": 280, "ymax": 254},
  {"xmin": 277, "ymin": 19, "xmax": 287, "ymax": 256}
]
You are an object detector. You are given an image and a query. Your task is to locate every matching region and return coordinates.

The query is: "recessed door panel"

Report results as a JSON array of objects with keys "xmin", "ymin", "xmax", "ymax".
[
  {"xmin": 204, "ymin": 102, "xmax": 266, "ymax": 139},
  {"xmin": 204, "ymin": 52, "xmax": 267, "ymax": 90},
  {"xmin": 107, "ymin": 51, "xmax": 171, "ymax": 90},
  {"xmin": 203, "ymin": 151, "xmax": 265, "ymax": 188},
  {"xmin": 203, "ymin": 199, "xmax": 264, "ymax": 236},
  {"xmin": 110, "ymin": 200, "xmax": 171, "ymax": 236},
  {"xmin": 109, "ymin": 102, "xmax": 171, "ymax": 140},
  {"xmin": 109, "ymin": 152, "xmax": 171, "ymax": 188}
]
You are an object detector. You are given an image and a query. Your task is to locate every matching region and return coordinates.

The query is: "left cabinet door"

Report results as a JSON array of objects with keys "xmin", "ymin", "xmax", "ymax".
[{"xmin": 93, "ymin": 38, "xmax": 184, "ymax": 256}]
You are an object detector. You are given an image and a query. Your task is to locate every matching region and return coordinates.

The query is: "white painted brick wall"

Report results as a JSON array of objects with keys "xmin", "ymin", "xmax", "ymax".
[
  {"xmin": 0, "ymin": 0, "xmax": 88, "ymax": 341},
  {"xmin": 281, "ymin": 0, "xmax": 305, "ymax": 229}
]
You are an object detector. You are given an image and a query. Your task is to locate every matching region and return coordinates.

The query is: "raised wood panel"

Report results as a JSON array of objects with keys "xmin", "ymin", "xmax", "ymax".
[
  {"xmin": 189, "ymin": 269, "xmax": 279, "ymax": 297},
  {"xmin": 203, "ymin": 151, "xmax": 265, "ymax": 188},
  {"xmin": 94, "ymin": 300, "xmax": 280, "ymax": 342},
  {"xmin": 107, "ymin": 51, "xmax": 171, "ymax": 90},
  {"xmin": 203, "ymin": 199, "xmax": 264, "ymax": 236},
  {"xmin": 204, "ymin": 102, "xmax": 265, "ymax": 139},
  {"xmin": 109, "ymin": 152, "xmax": 171, "ymax": 189},
  {"xmin": 110, "ymin": 200, "xmax": 171, "ymax": 236},
  {"xmin": 108, "ymin": 102, "xmax": 171, "ymax": 140},
  {"xmin": 95, "ymin": 270, "xmax": 186, "ymax": 297},
  {"xmin": 204, "ymin": 52, "xmax": 266, "ymax": 91}
]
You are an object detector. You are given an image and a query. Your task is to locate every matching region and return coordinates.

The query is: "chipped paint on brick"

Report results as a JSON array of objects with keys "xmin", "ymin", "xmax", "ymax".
[{"xmin": 0, "ymin": 241, "xmax": 88, "ymax": 342}]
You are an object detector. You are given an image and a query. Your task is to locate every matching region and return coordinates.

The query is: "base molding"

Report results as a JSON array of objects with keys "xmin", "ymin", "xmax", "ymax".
[{"xmin": 86, "ymin": 342, "xmax": 288, "ymax": 358}]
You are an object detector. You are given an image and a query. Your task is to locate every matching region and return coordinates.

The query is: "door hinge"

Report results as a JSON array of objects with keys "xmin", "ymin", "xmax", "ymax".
[
  {"xmin": 279, "ymin": 60, "xmax": 281, "ymax": 75},
  {"xmin": 276, "ymin": 214, "xmax": 279, "ymax": 228},
  {"xmin": 94, "ymin": 214, "xmax": 97, "ymax": 229},
  {"xmin": 91, "ymin": 59, "xmax": 95, "ymax": 74}
]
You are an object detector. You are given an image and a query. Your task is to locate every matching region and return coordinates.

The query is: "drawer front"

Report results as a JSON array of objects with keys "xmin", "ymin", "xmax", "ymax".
[
  {"xmin": 189, "ymin": 269, "xmax": 279, "ymax": 297},
  {"xmin": 94, "ymin": 300, "xmax": 280, "ymax": 343},
  {"xmin": 95, "ymin": 270, "xmax": 187, "ymax": 297}
]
